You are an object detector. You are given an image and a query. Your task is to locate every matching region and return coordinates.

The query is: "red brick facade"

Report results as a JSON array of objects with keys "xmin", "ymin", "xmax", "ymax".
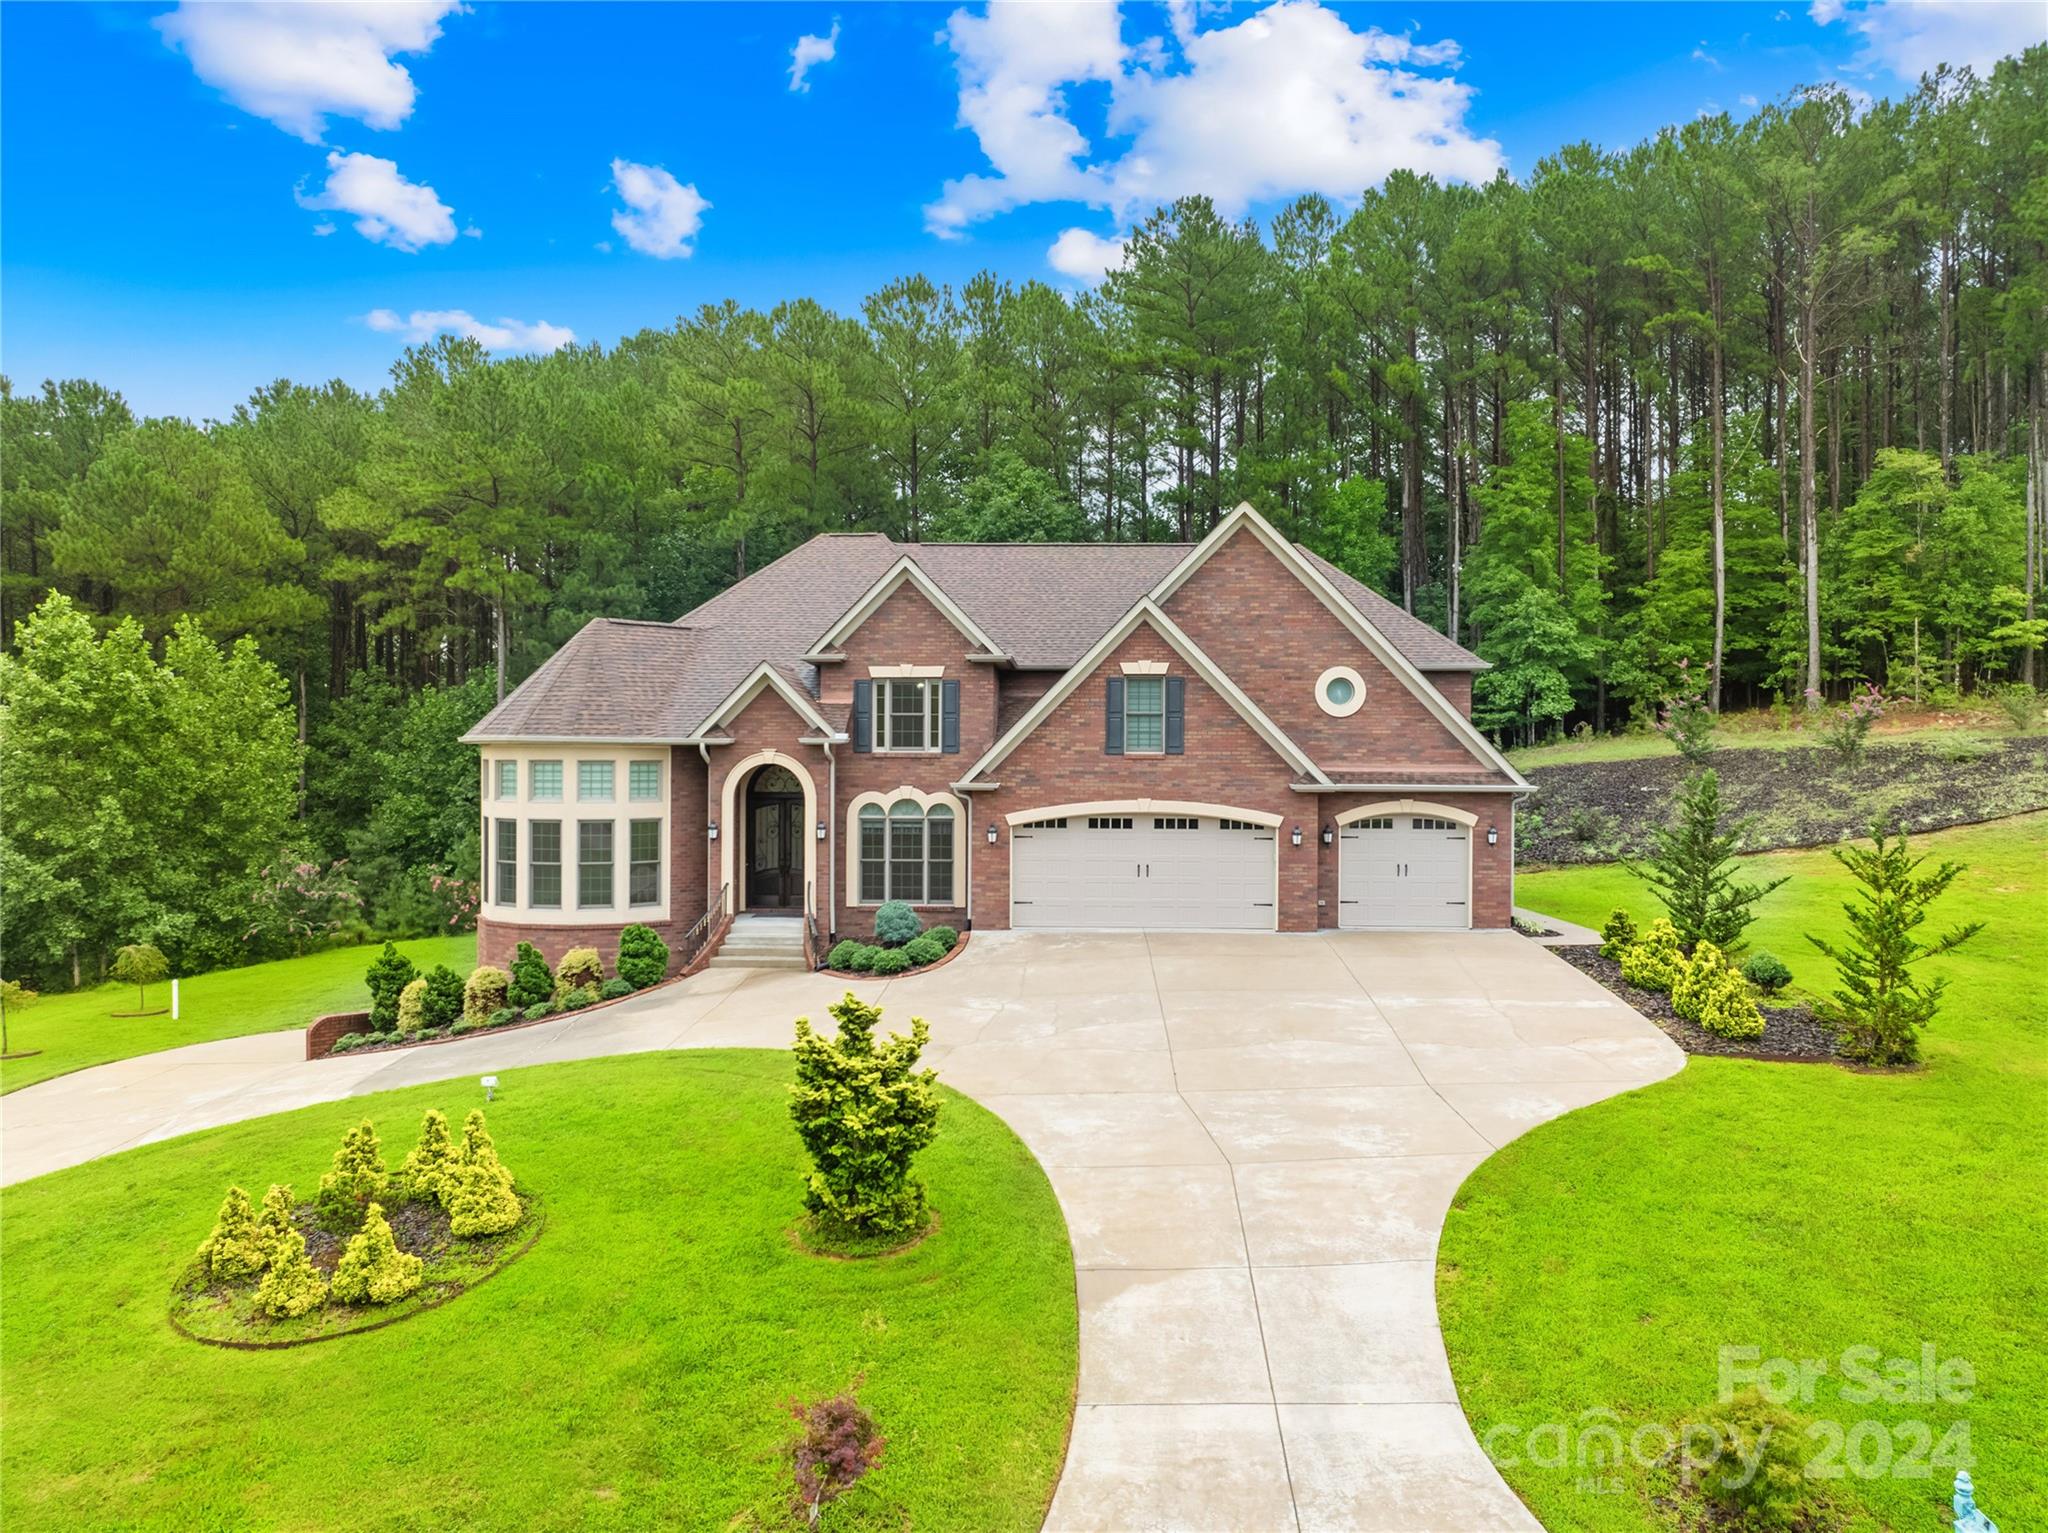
[{"xmin": 477, "ymin": 521, "xmax": 1519, "ymax": 960}]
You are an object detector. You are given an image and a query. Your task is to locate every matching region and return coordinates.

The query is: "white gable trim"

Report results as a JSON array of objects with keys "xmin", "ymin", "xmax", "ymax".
[
  {"xmin": 695, "ymin": 663, "xmax": 839, "ymax": 740},
  {"xmin": 957, "ymin": 598, "xmax": 1326, "ymax": 785},
  {"xmin": 803, "ymin": 557, "xmax": 1008, "ymax": 663},
  {"xmin": 1150, "ymin": 503, "xmax": 1530, "ymax": 789}
]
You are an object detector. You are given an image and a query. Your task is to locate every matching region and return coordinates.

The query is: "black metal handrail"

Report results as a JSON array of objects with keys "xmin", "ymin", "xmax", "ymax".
[{"xmin": 677, "ymin": 883, "xmax": 728, "ymax": 970}]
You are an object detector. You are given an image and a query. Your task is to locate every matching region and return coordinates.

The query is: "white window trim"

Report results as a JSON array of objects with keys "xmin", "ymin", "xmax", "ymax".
[
  {"xmin": 874, "ymin": 677, "xmax": 943, "ymax": 755},
  {"xmin": 477, "ymin": 745, "xmax": 669, "ymax": 925},
  {"xmin": 1123, "ymin": 674, "xmax": 1167, "ymax": 756},
  {"xmin": 1316, "ymin": 664, "xmax": 1367, "ymax": 718},
  {"xmin": 846, "ymin": 787, "xmax": 964, "ymax": 907},
  {"xmin": 869, "ymin": 663, "xmax": 946, "ymax": 678},
  {"xmin": 1120, "ymin": 659, "xmax": 1168, "ymax": 676},
  {"xmin": 628, "ymin": 759, "xmax": 664, "ymax": 802}
]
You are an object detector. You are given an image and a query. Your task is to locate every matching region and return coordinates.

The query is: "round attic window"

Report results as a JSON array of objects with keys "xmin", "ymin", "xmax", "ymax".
[{"xmin": 1316, "ymin": 665, "xmax": 1366, "ymax": 718}]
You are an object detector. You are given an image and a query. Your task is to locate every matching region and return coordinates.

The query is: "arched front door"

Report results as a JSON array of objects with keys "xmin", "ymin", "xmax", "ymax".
[{"xmin": 743, "ymin": 764, "xmax": 805, "ymax": 912}]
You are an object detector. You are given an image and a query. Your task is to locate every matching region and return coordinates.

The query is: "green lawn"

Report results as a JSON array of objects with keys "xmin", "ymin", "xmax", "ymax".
[
  {"xmin": 1, "ymin": 934, "xmax": 475, "ymax": 1094},
  {"xmin": 0, "ymin": 1049, "xmax": 1078, "ymax": 1531},
  {"xmin": 1444, "ymin": 815, "xmax": 2048, "ymax": 1531}
]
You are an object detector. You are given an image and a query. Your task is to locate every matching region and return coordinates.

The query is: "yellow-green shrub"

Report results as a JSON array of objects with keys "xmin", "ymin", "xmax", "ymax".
[
  {"xmin": 329, "ymin": 1202, "xmax": 423, "ymax": 1305},
  {"xmin": 396, "ymin": 975, "xmax": 428, "ymax": 1032},
  {"xmin": 448, "ymin": 1155, "xmax": 522, "ymax": 1237},
  {"xmin": 257, "ymin": 1183, "xmax": 296, "ymax": 1258},
  {"xmin": 1671, "ymin": 941, "xmax": 1725, "ymax": 1022},
  {"xmin": 1619, "ymin": 917, "xmax": 1686, "ymax": 991},
  {"xmin": 314, "ymin": 1119, "xmax": 388, "ymax": 1232},
  {"xmin": 196, "ymin": 1186, "xmax": 267, "ymax": 1282},
  {"xmin": 397, "ymin": 1109, "xmax": 460, "ymax": 1206},
  {"xmin": 1698, "ymin": 967, "xmax": 1766, "ymax": 1039},
  {"xmin": 462, "ymin": 966, "xmax": 509, "ymax": 1023},
  {"xmin": 554, "ymin": 947, "xmax": 602, "ymax": 995},
  {"xmin": 255, "ymin": 1228, "xmax": 328, "ymax": 1318}
]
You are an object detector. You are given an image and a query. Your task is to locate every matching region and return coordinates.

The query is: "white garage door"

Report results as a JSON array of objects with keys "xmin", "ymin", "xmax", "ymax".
[
  {"xmin": 1011, "ymin": 814, "xmax": 1277, "ymax": 930},
  {"xmin": 1337, "ymin": 815, "xmax": 1471, "ymax": 930}
]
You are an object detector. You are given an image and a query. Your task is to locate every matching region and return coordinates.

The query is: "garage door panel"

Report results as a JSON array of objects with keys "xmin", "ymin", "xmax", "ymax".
[
  {"xmin": 1011, "ymin": 816, "xmax": 1275, "ymax": 930},
  {"xmin": 1338, "ymin": 816, "xmax": 1470, "ymax": 930}
]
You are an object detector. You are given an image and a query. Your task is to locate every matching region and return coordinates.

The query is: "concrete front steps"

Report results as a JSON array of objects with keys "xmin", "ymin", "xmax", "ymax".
[{"xmin": 706, "ymin": 914, "xmax": 811, "ymax": 971}]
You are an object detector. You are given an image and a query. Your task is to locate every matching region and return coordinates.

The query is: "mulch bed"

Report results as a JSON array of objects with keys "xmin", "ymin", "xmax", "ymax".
[
  {"xmin": 1522, "ymin": 734, "xmax": 2048, "ymax": 866},
  {"xmin": 817, "ymin": 931, "xmax": 972, "ymax": 982},
  {"xmin": 1553, "ymin": 943, "xmax": 1844, "ymax": 1064}
]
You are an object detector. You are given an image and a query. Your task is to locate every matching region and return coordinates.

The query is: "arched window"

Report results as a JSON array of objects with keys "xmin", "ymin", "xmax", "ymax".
[{"xmin": 856, "ymin": 799, "xmax": 956, "ymax": 905}]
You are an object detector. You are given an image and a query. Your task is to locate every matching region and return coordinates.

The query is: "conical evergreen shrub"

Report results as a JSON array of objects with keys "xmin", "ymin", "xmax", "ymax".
[
  {"xmin": 196, "ymin": 1186, "xmax": 267, "ymax": 1282},
  {"xmin": 329, "ymin": 1202, "xmax": 424, "ymax": 1305},
  {"xmin": 397, "ymin": 1109, "xmax": 461, "ymax": 1206},
  {"xmin": 255, "ymin": 1227, "xmax": 328, "ymax": 1318},
  {"xmin": 315, "ymin": 1119, "xmax": 388, "ymax": 1232}
]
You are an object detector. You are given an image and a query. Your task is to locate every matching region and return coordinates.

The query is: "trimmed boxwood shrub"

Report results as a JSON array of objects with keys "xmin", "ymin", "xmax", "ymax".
[
  {"xmin": 330, "ymin": 1031, "xmax": 374, "ymax": 1054},
  {"xmin": 873, "ymin": 901, "xmax": 922, "ymax": 946},
  {"xmin": 365, "ymin": 942, "xmax": 417, "ymax": 1034},
  {"xmin": 615, "ymin": 924, "xmax": 669, "ymax": 989},
  {"xmin": 522, "ymin": 1001, "xmax": 554, "ymax": 1022},
  {"xmin": 869, "ymin": 948, "xmax": 913, "ymax": 976},
  {"xmin": 902, "ymin": 934, "xmax": 945, "ymax": 967},
  {"xmin": 463, "ymin": 965, "xmax": 509, "ymax": 1023},
  {"xmin": 599, "ymin": 977, "xmax": 634, "ymax": 1000},
  {"xmin": 560, "ymin": 985, "xmax": 599, "ymax": 1011},
  {"xmin": 1742, "ymin": 950, "xmax": 1792, "ymax": 995},
  {"xmin": 487, "ymin": 1006, "xmax": 519, "ymax": 1027},
  {"xmin": 420, "ymin": 965, "xmax": 466, "ymax": 1031},
  {"xmin": 555, "ymin": 947, "xmax": 603, "ymax": 995},
  {"xmin": 826, "ymin": 939, "xmax": 866, "ymax": 970},
  {"xmin": 507, "ymin": 942, "xmax": 553, "ymax": 1009},
  {"xmin": 844, "ymin": 944, "xmax": 881, "ymax": 973},
  {"xmin": 925, "ymin": 925, "xmax": 958, "ymax": 953}
]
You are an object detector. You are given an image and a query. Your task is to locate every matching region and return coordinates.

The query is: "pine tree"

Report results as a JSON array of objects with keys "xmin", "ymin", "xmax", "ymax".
[{"xmin": 1623, "ymin": 769, "xmax": 1788, "ymax": 953}]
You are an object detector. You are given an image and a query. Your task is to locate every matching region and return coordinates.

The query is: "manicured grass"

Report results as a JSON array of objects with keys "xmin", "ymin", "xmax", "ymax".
[
  {"xmin": 0, "ymin": 935, "xmax": 475, "ymax": 1094},
  {"xmin": 1506, "ymin": 706, "xmax": 2021, "ymax": 769},
  {"xmin": 1445, "ymin": 815, "xmax": 2047, "ymax": 1530},
  {"xmin": 0, "ymin": 1049, "xmax": 1077, "ymax": 1531}
]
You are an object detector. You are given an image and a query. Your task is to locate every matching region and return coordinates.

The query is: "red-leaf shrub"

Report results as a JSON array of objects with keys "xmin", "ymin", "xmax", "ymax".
[{"xmin": 788, "ymin": 1391, "xmax": 885, "ymax": 1524}]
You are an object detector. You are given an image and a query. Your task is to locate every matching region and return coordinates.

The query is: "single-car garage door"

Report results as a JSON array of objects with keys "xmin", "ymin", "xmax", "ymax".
[
  {"xmin": 1011, "ymin": 814, "xmax": 1277, "ymax": 930},
  {"xmin": 1337, "ymin": 815, "xmax": 1471, "ymax": 929}
]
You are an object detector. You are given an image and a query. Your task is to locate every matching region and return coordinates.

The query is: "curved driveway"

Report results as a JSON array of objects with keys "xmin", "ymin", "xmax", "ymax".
[{"xmin": 1, "ymin": 928, "xmax": 1681, "ymax": 1533}]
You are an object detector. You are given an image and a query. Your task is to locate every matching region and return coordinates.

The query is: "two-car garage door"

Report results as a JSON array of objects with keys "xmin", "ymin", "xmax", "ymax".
[
  {"xmin": 1337, "ymin": 815, "xmax": 1471, "ymax": 929},
  {"xmin": 1011, "ymin": 814, "xmax": 1277, "ymax": 930}
]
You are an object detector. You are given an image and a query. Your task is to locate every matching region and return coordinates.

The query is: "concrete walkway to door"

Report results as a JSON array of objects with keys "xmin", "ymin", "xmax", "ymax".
[{"xmin": 0, "ymin": 929, "xmax": 1682, "ymax": 1532}]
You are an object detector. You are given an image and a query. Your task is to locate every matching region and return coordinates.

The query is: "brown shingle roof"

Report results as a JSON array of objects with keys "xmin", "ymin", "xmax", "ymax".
[{"xmin": 467, "ymin": 530, "xmax": 1483, "ymax": 743}]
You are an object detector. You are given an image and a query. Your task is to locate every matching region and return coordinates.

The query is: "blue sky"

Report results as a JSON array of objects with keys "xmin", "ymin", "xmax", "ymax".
[{"xmin": 3, "ymin": 0, "xmax": 2038, "ymax": 419}]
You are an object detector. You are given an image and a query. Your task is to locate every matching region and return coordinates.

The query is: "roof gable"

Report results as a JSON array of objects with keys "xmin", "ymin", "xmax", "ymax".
[{"xmin": 804, "ymin": 556, "xmax": 1008, "ymax": 661}]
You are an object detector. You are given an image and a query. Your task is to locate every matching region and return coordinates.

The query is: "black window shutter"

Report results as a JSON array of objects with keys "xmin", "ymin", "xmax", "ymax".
[
  {"xmin": 1165, "ymin": 676, "xmax": 1185, "ymax": 754},
  {"xmin": 1104, "ymin": 676, "xmax": 1124, "ymax": 755},
  {"xmin": 941, "ymin": 679, "xmax": 961, "ymax": 754},
  {"xmin": 852, "ymin": 680, "xmax": 872, "ymax": 753}
]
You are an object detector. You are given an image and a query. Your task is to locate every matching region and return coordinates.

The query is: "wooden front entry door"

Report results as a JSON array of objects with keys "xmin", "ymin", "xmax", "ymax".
[{"xmin": 745, "ymin": 766, "xmax": 804, "ymax": 911}]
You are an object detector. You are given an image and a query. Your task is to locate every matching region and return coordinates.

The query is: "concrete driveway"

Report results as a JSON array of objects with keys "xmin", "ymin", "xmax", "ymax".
[{"xmin": 1, "ymin": 928, "xmax": 1682, "ymax": 1532}]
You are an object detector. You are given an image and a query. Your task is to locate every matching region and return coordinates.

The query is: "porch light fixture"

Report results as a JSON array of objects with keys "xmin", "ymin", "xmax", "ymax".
[
  {"xmin": 1486, "ymin": 824, "xmax": 1499, "ymax": 846},
  {"xmin": 708, "ymin": 818, "xmax": 718, "ymax": 842},
  {"xmin": 986, "ymin": 822, "xmax": 999, "ymax": 845},
  {"xmin": 816, "ymin": 819, "xmax": 827, "ymax": 841},
  {"xmin": 1290, "ymin": 824, "xmax": 1303, "ymax": 847},
  {"xmin": 1321, "ymin": 823, "xmax": 1334, "ymax": 846}
]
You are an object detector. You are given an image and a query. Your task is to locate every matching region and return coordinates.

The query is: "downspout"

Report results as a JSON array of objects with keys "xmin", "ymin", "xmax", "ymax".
[
  {"xmin": 964, "ymin": 797, "xmax": 974, "ymax": 930},
  {"xmin": 697, "ymin": 740, "xmax": 724, "ymax": 915},
  {"xmin": 821, "ymin": 738, "xmax": 836, "ymax": 944}
]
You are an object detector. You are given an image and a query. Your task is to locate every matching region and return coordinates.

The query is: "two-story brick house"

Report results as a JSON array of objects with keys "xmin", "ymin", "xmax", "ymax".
[{"xmin": 463, "ymin": 502, "xmax": 1530, "ymax": 971}]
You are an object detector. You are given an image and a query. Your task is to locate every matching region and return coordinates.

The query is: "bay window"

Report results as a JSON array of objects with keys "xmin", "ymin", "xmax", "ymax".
[
  {"xmin": 577, "ymin": 821, "xmax": 614, "ymax": 907},
  {"xmin": 628, "ymin": 818, "xmax": 662, "ymax": 905},
  {"xmin": 530, "ymin": 821, "xmax": 562, "ymax": 908}
]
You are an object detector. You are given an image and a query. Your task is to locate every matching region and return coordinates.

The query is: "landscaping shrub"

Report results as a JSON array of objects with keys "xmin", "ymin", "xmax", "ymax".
[
  {"xmin": 1699, "ymin": 974, "xmax": 1766, "ymax": 1039},
  {"xmin": 788, "ymin": 1391, "xmax": 886, "ymax": 1525},
  {"xmin": 448, "ymin": 1155, "xmax": 522, "ymax": 1237},
  {"xmin": 1622, "ymin": 768, "xmax": 1787, "ymax": 954},
  {"xmin": 314, "ymin": 1120, "xmax": 388, "ymax": 1233},
  {"xmin": 925, "ymin": 925, "xmax": 958, "ymax": 953},
  {"xmin": 420, "ymin": 964, "xmax": 466, "ymax": 1030},
  {"xmin": 1565, "ymin": 804, "xmax": 1621, "ymax": 852},
  {"xmin": 1808, "ymin": 822, "xmax": 1984, "ymax": 1064},
  {"xmin": 1598, "ymin": 908, "xmax": 1637, "ymax": 960},
  {"xmin": 843, "ymin": 944, "xmax": 881, "ymax": 973},
  {"xmin": 1674, "ymin": 1389, "xmax": 1820, "ymax": 1531},
  {"xmin": 869, "ymin": 948, "xmax": 913, "ymax": 976},
  {"xmin": 1806, "ymin": 682, "xmax": 1889, "ymax": 766},
  {"xmin": 521, "ymin": 1001, "xmax": 554, "ymax": 1022},
  {"xmin": 561, "ymin": 985, "xmax": 598, "ymax": 1010},
  {"xmin": 555, "ymin": 947, "xmax": 603, "ymax": 995},
  {"xmin": 397, "ymin": 1109, "xmax": 461, "ymax": 1206},
  {"xmin": 110, "ymin": 943, "xmax": 170, "ymax": 1011},
  {"xmin": 1992, "ymin": 681, "xmax": 2040, "ymax": 732},
  {"xmin": 1742, "ymin": 950, "xmax": 1792, "ymax": 995},
  {"xmin": 826, "ymin": 939, "xmax": 866, "ymax": 970},
  {"xmin": 1619, "ymin": 918, "xmax": 1686, "ymax": 991},
  {"xmin": 789, "ymin": 993, "xmax": 940, "ymax": 1237},
  {"xmin": 462, "ymin": 965, "xmax": 509, "ymax": 1023},
  {"xmin": 329, "ymin": 1031, "xmax": 374, "ymax": 1053},
  {"xmin": 396, "ymin": 976, "xmax": 428, "ymax": 1033},
  {"xmin": 329, "ymin": 1202, "xmax": 423, "ymax": 1306},
  {"xmin": 487, "ymin": 1006, "xmax": 519, "ymax": 1027},
  {"xmin": 256, "ymin": 1184, "xmax": 295, "ymax": 1257},
  {"xmin": 254, "ymin": 1227, "xmax": 328, "ymax": 1318},
  {"xmin": 460, "ymin": 1108, "xmax": 498, "ymax": 1165},
  {"xmin": 196, "ymin": 1186, "xmax": 267, "ymax": 1282},
  {"xmin": 873, "ymin": 901, "xmax": 922, "ymax": 946},
  {"xmin": 364, "ymin": 942, "xmax": 418, "ymax": 1034},
  {"xmin": 507, "ymin": 942, "xmax": 553, "ymax": 1009},
  {"xmin": 902, "ymin": 934, "xmax": 945, "ymax": 967},
  {"xmin": 615, "ymin": 924, "xmax": 670, "ymax": 989},
  {"xmin": 599, "ymin": 977, "xmax": 634, "ymax": 1000}
]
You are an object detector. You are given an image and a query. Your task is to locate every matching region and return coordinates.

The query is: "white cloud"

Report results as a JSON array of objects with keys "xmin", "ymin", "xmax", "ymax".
[
  {"xmin": 925, "ymin": 0, "xmax": 1502, "ymax": 238},
  {"xmin": 1692, "ymin": 41, "xmax": 1723, "ymax": 68},
  {"xmin": 608, "ymin": 158, "xmax": 710, "ymax": 259},
  {"xmin": 154, "ymin": 1, "xmax": 461, "ymax": 142},
  {"xmin": 363, "ymin": 308, "xmax": 575, "ymax": 353},
  {"xmin": 1047, "ymin": 227, "xmax": 1129, "ymax": 280},
  {"xmin": 1810, "ymin": 0, "xmax": 2042, "ymax": 78},
  {"xmin": 297, "ymin": 150, "xmax": 457, "ymax": 251},
  {"xmin": 311, "ymin": 220, "xmax": 337, "ymax": 237},
  {"xmin": 790, "ymin": 20, "xmax": 841, "ymax": 91}
]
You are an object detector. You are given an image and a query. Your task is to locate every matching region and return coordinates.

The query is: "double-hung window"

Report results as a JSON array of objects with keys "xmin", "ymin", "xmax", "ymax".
[
  {"xmin": 577, "ymin": 821, "xmax": 613, "ymax": 908},
  {"xmin": 493, "ymin": 819, "xmax": 517, "ymax": 905},
  {"xmin": 857, "ymin": 801, "xmax": 955, "ymax": 904},
  {"xmin": 1124, "ymin": 676, "xmax": 1165, "ymax": 753},
  {"xmin": 529, "ymin": 821, "xmax": 562, "ymax": 907},
  {"xmin": 628, "ymin": 819, "xmax": 662, "ymax": 905},
  {"xmin": 876, "ymin": 680, "xmax": 940, "ymax": 752}
]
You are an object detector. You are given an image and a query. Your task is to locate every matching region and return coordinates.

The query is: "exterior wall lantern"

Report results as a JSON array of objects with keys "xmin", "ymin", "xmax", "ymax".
[
  {"xmin": 708, "ymin": 818, "xmax": 719, "ymax": 842},
  {"xmin": 986, "ymin": 821, "xmax": 1000, "ymax": 845},
  {"xmin": 1486, "ymin": 824, "xmax": 1499, "ymax": 846},
  {"xmin": 816, "ymin": 819, "xmax": 827, "ymax": 841},
  {"xmin": 1289, "ymin": 824, "xmax": 1303, "ymax": 847},
  {"xmin": 1321, "ymin": 823, "xmax": 1334, "ymax": 846}
]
